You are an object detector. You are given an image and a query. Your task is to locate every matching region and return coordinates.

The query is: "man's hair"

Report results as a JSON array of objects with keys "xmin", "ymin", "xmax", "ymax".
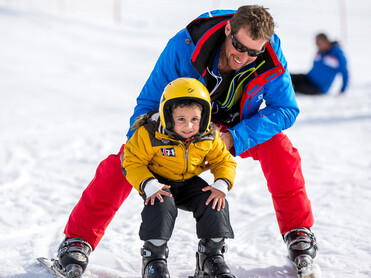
[
  {"xmin": 170, "ymin": 99, "xmax": 203, "ymax": 112},
  {"xmin": 230, "ymin": 5, "xmax": 275, "ymax": 41},
  {"xmin": 316, "ymin": 33, "xmax": 329, "ymax": 42}
]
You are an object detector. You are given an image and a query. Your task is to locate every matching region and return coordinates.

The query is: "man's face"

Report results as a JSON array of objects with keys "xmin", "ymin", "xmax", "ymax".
[
  {"xmin": 315, "ymin": 37, "xmax": 331, "ymax": 53},
  {"xmin": 223, "ymin": 21, "xmax": 267, "ymax": 71}
]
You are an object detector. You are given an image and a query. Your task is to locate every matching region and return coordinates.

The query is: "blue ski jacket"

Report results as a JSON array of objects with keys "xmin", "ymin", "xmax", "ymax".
[
  {"xmin": 307, "ymin": 43, "xmax": 348, "ymax": 93},
  {"xmin": 127, "ymin": 10, "xmax": 299, "ymax": 156}
]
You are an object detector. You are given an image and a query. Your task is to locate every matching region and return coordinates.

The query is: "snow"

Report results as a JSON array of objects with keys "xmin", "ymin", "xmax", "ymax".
[{"xmin": 1, "ymin": 0, "xmax": 370, "ymax": 277}]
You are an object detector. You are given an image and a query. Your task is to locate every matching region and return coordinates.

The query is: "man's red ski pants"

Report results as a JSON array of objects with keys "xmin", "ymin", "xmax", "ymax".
[{"xmin": 64, "ymin": 132, "xmax": 314, "ymax": 250}]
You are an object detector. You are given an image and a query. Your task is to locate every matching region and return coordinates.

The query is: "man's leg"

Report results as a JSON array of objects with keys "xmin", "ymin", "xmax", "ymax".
[
  {"xmin": 241, "ymin": 132, "xmax": 314, "ymax": 234},
  {"xmin": 64, "ymin": 144, "xmax": 133, "ymax": 250},
  {"xmin": 239, "ymin": 133, "xmax": 318, "ymax": 275}
]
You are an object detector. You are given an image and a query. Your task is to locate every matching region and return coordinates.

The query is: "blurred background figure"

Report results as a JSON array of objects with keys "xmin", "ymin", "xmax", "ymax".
[{"xmin": 291, "ymin": 33, "xmax": 349, "ymax": 95}]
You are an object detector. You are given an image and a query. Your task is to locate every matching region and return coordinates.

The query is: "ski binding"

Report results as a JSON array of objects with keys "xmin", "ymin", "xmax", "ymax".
[
  {"xmin": 37, "ymin": 257, "xmax": 83, "ymax": 278},
  {"xmin": 293, "ymin": 254, "xmax": 322, "ymax": 278}
]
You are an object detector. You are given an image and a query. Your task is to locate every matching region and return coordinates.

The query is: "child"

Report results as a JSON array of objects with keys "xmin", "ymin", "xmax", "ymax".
[{"xmin": 122, "ymin": 77, "xmax": 237, "ymax": 278}]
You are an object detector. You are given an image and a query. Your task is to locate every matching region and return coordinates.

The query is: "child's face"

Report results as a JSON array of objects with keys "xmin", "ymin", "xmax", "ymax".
[{"xmin": 171, "ymin": 105, "xmax": 202, "ymax": 139}]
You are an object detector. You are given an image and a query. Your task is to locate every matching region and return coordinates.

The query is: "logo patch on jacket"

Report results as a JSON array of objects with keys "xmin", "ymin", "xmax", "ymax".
[{"xmin": 161, "ymin": 147, "xmax": 176, "ymax": 157}]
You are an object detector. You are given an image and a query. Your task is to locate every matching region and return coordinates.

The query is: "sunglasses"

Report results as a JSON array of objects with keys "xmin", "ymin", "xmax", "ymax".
[{"xmin": 230, "ymin": 33, "xmax": 266, "ymax": 57}]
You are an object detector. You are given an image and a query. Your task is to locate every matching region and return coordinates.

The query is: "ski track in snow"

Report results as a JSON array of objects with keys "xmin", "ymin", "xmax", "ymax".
[{"xmin": 1, "ymin": 1, "xmax": 371, "ymax": 277}]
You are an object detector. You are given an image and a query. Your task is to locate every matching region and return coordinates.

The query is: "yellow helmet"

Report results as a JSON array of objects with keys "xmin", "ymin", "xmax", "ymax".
[{"xmin": 159, "ymin": 78, "xmax": 211, "ymax": 134}]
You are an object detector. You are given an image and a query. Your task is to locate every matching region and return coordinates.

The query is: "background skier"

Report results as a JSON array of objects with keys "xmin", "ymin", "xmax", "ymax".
[{"xmin": 291, "ymin": 32, "xmax": 349, "ymax": 95}]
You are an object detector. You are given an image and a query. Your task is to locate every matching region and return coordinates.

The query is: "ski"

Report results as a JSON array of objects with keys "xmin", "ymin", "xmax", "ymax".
[
  {"xmin": 188, "ymin": 274, "xmax": 236, "ymax": 278},
  {"xmin": 37, "ymin": 257, "xmax": 67, "ymax": 277}
]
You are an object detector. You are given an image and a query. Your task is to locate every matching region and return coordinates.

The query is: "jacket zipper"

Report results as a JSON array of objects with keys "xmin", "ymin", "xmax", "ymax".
[
  {"xmin": 181, "ymin": 140, "xmax": 192, "ymax": 181},
  {"xmin": 180, "ymin": 145, "xmax": 189, "ymax": 181}
]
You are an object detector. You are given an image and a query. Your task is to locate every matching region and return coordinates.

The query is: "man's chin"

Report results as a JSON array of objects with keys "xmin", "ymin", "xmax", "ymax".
[{"xmin": 228, "ymin": 58, "xmax": 247, "ymax": 71}]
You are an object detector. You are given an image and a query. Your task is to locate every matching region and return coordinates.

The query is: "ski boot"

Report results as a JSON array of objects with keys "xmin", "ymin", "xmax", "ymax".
[
  {"xmin": 141, "ymin": 241, "xmax": 170, "ymax": 278},
  {"xmin": 284, "ymin": 227, "xmax": 319, "ymax": 278},
  {"xmin": 57, "ymin": 237, "xmax": 92, "ymax": 278},
  {"xmin": 190, "ymin": 238, "xmax": 235, "ymax": 278}
]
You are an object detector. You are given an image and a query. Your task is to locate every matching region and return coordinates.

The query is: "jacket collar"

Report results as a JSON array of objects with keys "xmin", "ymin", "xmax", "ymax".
[
  {"xmin": 187, "ymin": 15, "xmax": 232, "ymax": 77},
  {"xmin": 186, "ymin": 14, "xmax": 279, "ymax": 94}
]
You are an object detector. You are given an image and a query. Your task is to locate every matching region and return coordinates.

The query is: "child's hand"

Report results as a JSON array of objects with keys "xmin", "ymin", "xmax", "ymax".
[
  {"xmin": 145, "ymin": 185, "xmax": 172, "ymax": 206},
  {"xmin": 202, "ymin": 186, "xmax": 226, "ymax": 211}
]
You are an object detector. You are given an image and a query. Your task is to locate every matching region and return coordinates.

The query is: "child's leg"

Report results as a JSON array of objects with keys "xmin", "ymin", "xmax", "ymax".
[
  {"xmin": 139, "ymin": 192, "xmax": 175, "ymax": 278},
  {"xmin": 194, "ymin": 238, "xmax": 235, "ymax": 278},
  {"xmin": 141, "ymin": 240, "xmax": 169, "ymax": 278},
  {"xmin": 139, "ymin": 191, "xmax": 177, "ymax": 241},
  {"xmin": 174, "ymin": 176, "xmax": 235, "ymax": 277},
  {"xmin": 176, "ymin": 176, "xmax": 234, "ymax": 239}
]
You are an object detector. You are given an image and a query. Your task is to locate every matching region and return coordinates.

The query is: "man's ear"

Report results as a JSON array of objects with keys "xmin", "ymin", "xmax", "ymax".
[{"xmin": 225, "ymin": 20, "xmax": 231, "ymax": 37}]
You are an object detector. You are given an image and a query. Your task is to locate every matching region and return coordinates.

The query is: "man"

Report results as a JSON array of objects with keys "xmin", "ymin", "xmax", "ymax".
[
  {"xmin": 56, "ymin": 5, "xmax": 318, "ymax": 278},
  {"xmin": 291, "ymin": 33, "xmax": 349, "ymax": 95}
]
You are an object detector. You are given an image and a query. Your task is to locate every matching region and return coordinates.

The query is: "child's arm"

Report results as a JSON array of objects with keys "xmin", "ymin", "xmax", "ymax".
[
  {"xmin": 122, "ymin": 127, "xmax": 158, "ymax": 192},
  {"xmin": 123, "ymin": 126, "xmax": 172, "ymax": 204}
]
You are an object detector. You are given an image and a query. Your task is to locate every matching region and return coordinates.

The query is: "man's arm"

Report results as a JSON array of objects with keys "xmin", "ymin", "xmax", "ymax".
[{"xmin": 227, "ymin": 35, "xmax": 299, "ymax": 156}]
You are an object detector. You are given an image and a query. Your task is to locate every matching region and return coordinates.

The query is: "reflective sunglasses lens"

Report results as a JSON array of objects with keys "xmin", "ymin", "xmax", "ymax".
[
  {"xmin": 231, "ymin": 34, "xmax": 247, "ymax": 52},
  {"xmin": 247, "ymin": 50, "xmax": 260, "ymax": 57},
  {"xmin": 248, "ymin": 45, "xmax": 266, "ymax": 57}
]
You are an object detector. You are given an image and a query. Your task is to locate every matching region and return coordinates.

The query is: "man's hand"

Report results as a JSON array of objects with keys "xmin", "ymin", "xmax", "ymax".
[
  {"xmin": 220, "ymin": 131, "xmax": 234, "ymax": 150},
  {"xmin": 120, "ymin": 149, "xmax": 125, "ymax": 164},
  {"xmin": 145, "ymin": 185, "xmax": 172, "ymax": 206},
  {"xmin": 202, "ymin": 186, "xmax": 226, "ymax": 211}
]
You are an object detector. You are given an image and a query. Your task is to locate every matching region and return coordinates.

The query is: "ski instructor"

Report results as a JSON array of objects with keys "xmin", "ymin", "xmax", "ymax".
[{"xmin": 56, "ymin": 5, "xmax": 318, "ymax": 278}]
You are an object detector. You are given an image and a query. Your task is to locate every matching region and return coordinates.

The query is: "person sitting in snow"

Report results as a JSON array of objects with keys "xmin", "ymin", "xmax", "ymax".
[
  {"xmin": 56, "ymin": 5, "xmax": 319, "ymax": 278},
  {"xmin": 122, "ymin": 77, "xmax": 236, "ymax": 278},
  {"xmin": 291, "ymin": 33, "xmax": 349, "ymax": 95}
]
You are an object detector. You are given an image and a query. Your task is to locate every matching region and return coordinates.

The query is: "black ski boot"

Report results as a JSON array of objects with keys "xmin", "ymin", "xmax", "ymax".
[
  {"xmin": 141, "ymin": 241, "xmax": 170, "ymax": 278},
  {"xmin": 191, "ymin": 238, "xmax": 235, "ymax": 278},
  {"xmin": 57, "ymin": 237, "xmax": 92, "ymax": 278},
  {"xmin": 284, "ymin": 227, "xmax": 318, "ymax": 276}
]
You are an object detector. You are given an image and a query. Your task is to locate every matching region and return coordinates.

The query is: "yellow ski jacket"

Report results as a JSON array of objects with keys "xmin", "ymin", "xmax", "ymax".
[{"xmin": 122, "ymin": 112, "xmax": 236, "ymax": 194}]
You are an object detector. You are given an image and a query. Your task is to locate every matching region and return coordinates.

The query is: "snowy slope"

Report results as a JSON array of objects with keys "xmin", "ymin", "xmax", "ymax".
[{"xmin": 0, "ymin": 1, "xmax": 370, "ymax": 277}]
